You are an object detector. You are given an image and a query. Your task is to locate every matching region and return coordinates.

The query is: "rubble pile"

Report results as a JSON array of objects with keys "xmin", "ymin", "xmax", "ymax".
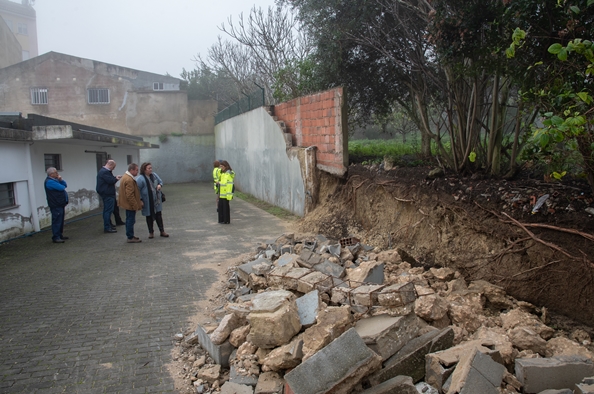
[{"xmin": 173, "ymin": 234, "xmax": 594, "ymax": 394}]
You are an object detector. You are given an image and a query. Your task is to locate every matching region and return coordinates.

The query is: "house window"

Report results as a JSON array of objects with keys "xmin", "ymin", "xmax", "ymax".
[
  {"xmin": 153, "ymin": 82, "xmax": 164, "ymax": 90},
  {"xmin": 127, "ymin": 155, "xmax": 133, "ymax": 165},
  {"xmin": 0, "ymin": 183, "xmax": 16, "ymax": 209},
  {"xmin": 17, "ymin": 22, "xmax": 28, "ymax": 35},
  {"xmin": 87, "ymin": 88, "xmax": 110, "ymax": 104},
  {"xmin": 31, "ymin": 88, "xmax": 48, "ymax": 105},
  {"xmin": 44, "ymin": 154, "xmax": 62, "ymax": 170}
]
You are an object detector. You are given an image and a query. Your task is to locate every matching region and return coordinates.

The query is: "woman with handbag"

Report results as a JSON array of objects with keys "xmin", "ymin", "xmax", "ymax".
[{"xmin": 136, "ymin": 162, "xmax": 169, "ymax": 238}]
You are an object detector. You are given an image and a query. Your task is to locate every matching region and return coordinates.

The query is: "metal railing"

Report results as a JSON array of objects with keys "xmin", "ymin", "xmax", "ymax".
[{"xmin": 214, "ymin": 86, "xmax": 266, "ymax": 125}]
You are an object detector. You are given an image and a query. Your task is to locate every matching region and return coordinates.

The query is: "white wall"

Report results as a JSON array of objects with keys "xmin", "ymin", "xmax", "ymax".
[{"xmin": 215, "ymin": 107, "xmax": 305, "ymax": 216}]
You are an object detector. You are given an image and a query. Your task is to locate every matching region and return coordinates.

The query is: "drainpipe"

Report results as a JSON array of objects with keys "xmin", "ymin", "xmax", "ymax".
[{"xmin": 25, "ymin": 142, "xmax": 41, "ymax": 231}]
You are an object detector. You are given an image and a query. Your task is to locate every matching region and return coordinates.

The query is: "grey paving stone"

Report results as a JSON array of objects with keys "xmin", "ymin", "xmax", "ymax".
[{"xmin": 0, "ymin": 183, "xmax": 290, "ymax": 393}]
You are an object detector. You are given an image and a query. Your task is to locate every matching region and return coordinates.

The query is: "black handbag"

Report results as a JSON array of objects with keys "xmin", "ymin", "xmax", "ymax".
[{"xmin": 161, "ymin": 192, "xmax": 166, "ymax": 202}]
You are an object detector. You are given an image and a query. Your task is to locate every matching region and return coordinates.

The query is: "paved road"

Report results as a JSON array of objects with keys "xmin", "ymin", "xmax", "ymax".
[{"xmin": 0, "ymin": 182, "xmax": 290, "ymax": 393}]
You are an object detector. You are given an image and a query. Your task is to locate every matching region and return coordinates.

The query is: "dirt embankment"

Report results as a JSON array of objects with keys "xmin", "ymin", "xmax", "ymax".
[{"xmin": 298, "ymin": 165, "xmax": 594, "ymax": 326}]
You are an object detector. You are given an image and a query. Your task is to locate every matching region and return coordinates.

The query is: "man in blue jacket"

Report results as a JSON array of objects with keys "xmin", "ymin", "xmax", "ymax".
[
  {"xmin": 96, "ymin": 159, "xmax": 122, "ymax": 233},
  {"xmin": 44, "ymin": 167, "xmax": 69, "ymax": 243}
]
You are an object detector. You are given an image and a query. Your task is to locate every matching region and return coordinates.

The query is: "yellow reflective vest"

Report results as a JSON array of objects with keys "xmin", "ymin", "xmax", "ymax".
[
  {"xmin": 213, "ymin": 167, "xmax": 221, "ymax": 194},
  {"xmin": 219, "ymin": 170, "xmax": 235, "ymax": 200}
]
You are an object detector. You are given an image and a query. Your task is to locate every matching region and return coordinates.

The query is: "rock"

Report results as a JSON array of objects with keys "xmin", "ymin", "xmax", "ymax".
[
  {"xmin": 345, "ymin": 260, "xmax": 385, "ymax": 286},
  {"xmin": 247, "ymin": 290, "xmax": 302, "ymax": 349},
  {"xmin": 468, "ymin": 280, "xmax": 514, "ymax": 310},
  {"xmin": 447, "ymin": 347, "xmax": 506, "ymax": 394},
  {"xmin": 509, "ymin": 326, "xmax": 548, "ymax": 356},
  {"xmin": 545, "ymin": 337, "xmax": 594, "ymax": 360},
  {"xmin": 229, "ymin": 325, "xmax": 251, "ymax": 348},
  {"xmin": 254, "ymin": 371, "xmax": 284, "ymax": 394},
  {"xmin": 447, "ymin": 291, "xmax": 486, "ymax": 334},
  {"xmin": 415, "ymin": 294, "xmax": 449, "ymax": 322},
  {"xmin": 220, "ymin": 381, "xmax": 254, "ymax": 394},
  {"xmin": 429, "ymin": 267, "xmax": 456, "ymax": 281},
  {"xmin": 501, "ymin": 309, "xmax": 555, "ymax": 340},
  {"xmin": 571, "ymin": 329, "xmax": 592, "ymax": 345},
  {"xmin": 261, "ymin": 336, "xmax": 304, "ymax": 371},
  {"xmin": 197, "ymin": 364, "xmax": 221, "ymax": 384},
  {"xmin": 378, "ymin": 282, "xmax": 417, "ymax": 307},
  {"xmin": 211, "ymin": 313, "xmax": 243, "ymax": 345},
  {"xmin": 302, "ymin": 305, "xmax": 353, "ymax": 360},
  {"xmin": 473, "ymin": 326, "xmax": 516, "ymax": 366}
]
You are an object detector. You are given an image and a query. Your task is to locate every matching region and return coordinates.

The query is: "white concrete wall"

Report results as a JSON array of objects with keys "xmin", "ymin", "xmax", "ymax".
[
  {"xmin": 0, "ymin": 140, "xmax": 142, "ymax": 241},
  {"xmin": 215, "ymin": 107, "xmax": 305, "ymax": 216}
]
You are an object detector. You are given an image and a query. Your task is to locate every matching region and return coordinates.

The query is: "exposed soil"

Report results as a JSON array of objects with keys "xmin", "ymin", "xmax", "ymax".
[{"xmin": 297, "ymin": 163, "xmax": 594, "ymax": 326}]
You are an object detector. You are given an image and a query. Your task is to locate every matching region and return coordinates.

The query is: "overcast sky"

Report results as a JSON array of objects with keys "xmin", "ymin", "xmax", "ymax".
[{"xmin": 32, "ymin": 0, "xmax": 276, "ymax": 78}]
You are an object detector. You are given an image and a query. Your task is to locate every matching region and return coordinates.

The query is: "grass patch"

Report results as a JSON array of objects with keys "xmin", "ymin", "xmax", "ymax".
[
  {"xmin": 349, "ymin": 139, "xmax": 429, "ymax": 166},
  {"xmin": 235, "ymin": 191, "xmax": 300, "ymax": 221}
]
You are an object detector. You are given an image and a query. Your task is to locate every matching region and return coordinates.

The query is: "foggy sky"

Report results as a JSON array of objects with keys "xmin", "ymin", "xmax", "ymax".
[{"xmin": 33, "ymin": 0, "xmax": 276, "ymax": 78}]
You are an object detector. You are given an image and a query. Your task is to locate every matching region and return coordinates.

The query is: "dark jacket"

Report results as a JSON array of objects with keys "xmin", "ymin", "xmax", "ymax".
[
  {"xmin": 96, "ymin": 167, "xmax": 119, "ymax": 196},
  {"xmin": 44, "ymin": 177, "xmax": 68, "ymax": 208}
]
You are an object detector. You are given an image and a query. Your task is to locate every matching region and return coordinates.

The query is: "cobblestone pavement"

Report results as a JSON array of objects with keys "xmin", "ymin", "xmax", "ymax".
[{"xmin": 0, "ymin": 182, "xmax": 290, "ymax": 393}]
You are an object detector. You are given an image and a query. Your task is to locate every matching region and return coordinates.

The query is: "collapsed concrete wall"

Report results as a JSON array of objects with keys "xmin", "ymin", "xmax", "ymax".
[{"xmin": 215, "ymin": 107, "xmax": 315, "ymax": 216}]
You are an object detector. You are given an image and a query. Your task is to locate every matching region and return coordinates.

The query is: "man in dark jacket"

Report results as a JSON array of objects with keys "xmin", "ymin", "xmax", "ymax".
[
  {"xmin": 96, "ymin": 159, "xmax": 122, "ymax": 233},
  {"xmin": 44, "ymin": 167, "xmax": 69, "ymax": 243}
]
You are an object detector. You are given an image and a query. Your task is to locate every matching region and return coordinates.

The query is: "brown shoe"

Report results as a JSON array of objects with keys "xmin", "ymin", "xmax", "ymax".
[
  {"xmin": 127, "ymin": 238, "xmax": 142, "ymax": 243},
  {"xmin": 148, "ymin": 233, "xmax": 154, "ymax": 239},
  {"xmin": 160, "ymin": 232, "xmax": 169, "ymax": 237}
]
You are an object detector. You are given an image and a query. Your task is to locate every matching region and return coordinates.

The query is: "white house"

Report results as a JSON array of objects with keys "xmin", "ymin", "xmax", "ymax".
[{"xmin": 0, "ymin": 112, "xmax": 157, "ymax": 242}]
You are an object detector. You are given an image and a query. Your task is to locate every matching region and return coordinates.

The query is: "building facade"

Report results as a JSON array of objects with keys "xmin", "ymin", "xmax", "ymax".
[{"xmin": 0, "ymin": 0, "xmax": 37, "ymax": 62}]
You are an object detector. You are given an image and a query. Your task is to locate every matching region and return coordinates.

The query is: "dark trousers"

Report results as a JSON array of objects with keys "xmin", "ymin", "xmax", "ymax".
[
  {"xmin": 101, "ymin": 195, "xmax": 115, "ymax": 231},
  {"xmin": 50, "ymin": 206, "xmax": 65, "ymax": 241},
  {"xmin": 218, "ymin": 198, "xmax": 230, "ymax": 223},
  {"xmin": 145, "ymin": 211, "xmax": 164, "ymax": 234},
  {"xmin": 113, "ymin": 200, "xmax": 123, "ymax": 224},
  {"xmin": 125, "ymin": 210, "xmax": 136, "ymax": 239}
]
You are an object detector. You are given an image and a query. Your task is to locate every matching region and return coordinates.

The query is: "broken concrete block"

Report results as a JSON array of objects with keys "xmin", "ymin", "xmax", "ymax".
[
  {"xmin": 359, "ymin": 375, "xmax": 418, "ymax": 394},
  {"xmin": 378, "ymin": 282, "xmax": 416, "ymax": 307},
  {"xmin": 354, "ymin": 313, "xmax": 424, "ymax": 361},
  {"xmin": 448, "ymin": 347, "xmax": 506, "ymax": 394},
  {"xmin": 537, "ymin": 390, "xmax": 574, "ymax": 394},
  {"xmin": 302, "ymin": 305, "xmax": 353, "ymax": 360},
  {"xmin": 415, "ymin": 382, "xmax": 439, "ymax": 394},
  {"xmin": 472, "ymin": 327, "xmax": 515, "ymax": 366},
  {"xmin": 195, "ymin": 324, "xmax": 234, "ymax": 367},
  {"xmin": 237, "ymin": 257, "xmax": 273, "ymax": 283},
  {"xmin": 211, "ymin": 313, "xmax": 243, "ymax": 345},
  {"xmin": 415, "ymin": 294, "xmax": 449, "ymax": 322},
  {"xmin": 298, "ymin": 249, "xmax": 323, "ymax": 268},
  {"xmin": 247, "ymin": 290, "xmax": 302, "ymax": 349},
  {"xmin": 252, "ymin": 261, "xmax": 274, "ymax": 276},
  {"xmin": 331, "ymin": 283, "xmax": 352, "ymax": 305},
  {"xmin": 281, "ymin": 267, "xmax": 312, "ymax": 291},
  {"xmin": 346, "ymin": 260, "xmax": 385, "ymax": 286},
  {"xmin": 261, "ymin": 336, "xmax": 304, "ymax": 371},
  {"xmin": 313, "ymin": 258, "xmax": 346, "ymax": 278},
  {"xmin": 285, "ymin": 328, "xmax": 382, "ymax": 394},
  {"xmin": 221, "ymin": 381, "xmax": 254, "ymax": 394},
  {"xmin": 446, "ymin": 290, "xmax": 486, "ymax": 334},
  {"xmin": 515, "ymin": 356, "xmax": 594, "ymax": 393},
  {"xmin": 296, "ymin": 290, "xmax": 320, "ymax": 327},
  {"xmin": 468, "ymin": 280, "xmax": 513, "ymax": 310},
  {"xmin": 510, "ymin": 326, "xmax": 548, "ymax": 355},
  {"xmin": 255, "ymin": 371, "xmax": 284, "ymax": 394},
  {"xmin": 266, "ymin": 264, "xmax": 298, "ymax": 287},
  {"xmin": 230, "ymin": 364, "xmax": 259, "ymax": 386},
  {"xmin": 276, "ymin": 253, "xmax": 300, "ymax": 267},
  {"xmin": 425, "ymin": 340, "xmax": 502, "ymax": 391},
  {"xmin": 367, "ymin": 327, "xmax": 454, "ymax": 386},
  {"xmin": 297, "ymin": 271, "xmax": 333, "ymax": 293},
  {"xmin": 351, "ymin": 284, "xmax": 385, "ymax": 307},
  {"xmin": 575, "ymin": 381, "xmax": 594, "ymax": 394}
]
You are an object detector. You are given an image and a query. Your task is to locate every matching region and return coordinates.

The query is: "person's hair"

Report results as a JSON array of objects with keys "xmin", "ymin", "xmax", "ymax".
[
  {"xmin": 140, "ymin": 162, "xmax": 151, "ymax": 175},
  {"xmin": 213, "ymin": 160, "xmax": 220, "ymax": 167},
  {"xmin": 106, "ymin": 159, "xmax": 116, "ymax": 169},
  {"xmin": 128, "ymin": 163, "xmax": 138, "ymax": 171},
  {"xmin": 46, "ymin": 167, "xmax": 57, "ymax": 176},
  {"xmin": 221, "ymin": 160, "xmax": 232, "ymax": 171}
]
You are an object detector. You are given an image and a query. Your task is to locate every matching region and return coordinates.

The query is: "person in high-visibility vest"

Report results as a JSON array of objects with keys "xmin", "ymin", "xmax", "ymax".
[
  {"xmin": 213, "ymin": 160, "xmax": 222, "ymax": 212},
  {"xmin": 217, "ymin": 160, "xmax": 235, "ymax": 224}
]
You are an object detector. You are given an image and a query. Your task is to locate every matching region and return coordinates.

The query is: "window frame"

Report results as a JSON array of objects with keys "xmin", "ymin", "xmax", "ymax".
[
  {"xmin": 44, "ymin": 154, "xmax": 62, "ymax": 171},
  {"xmin": 0, "ymin": 182, "xmax": 16, "ymax": 210},
  {"xmin": 153, "ymin": 82, "xmax": 164, "ymax": 91},
  {"xmin": 17, "ymin": 22, "xmax": 28, "ymax": 36},
  {"xmin": 87, "ymin": 88, "xmax": 110, "ymax": 104},
  {"xmin": 31, "ymin": 87, "xmax": 48, "ymax": 105}
]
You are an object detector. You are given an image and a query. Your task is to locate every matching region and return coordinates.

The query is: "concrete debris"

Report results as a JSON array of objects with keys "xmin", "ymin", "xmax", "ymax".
[{"xmin": 177, "ymin": 233, "xmax": 594, "ymax": 394}]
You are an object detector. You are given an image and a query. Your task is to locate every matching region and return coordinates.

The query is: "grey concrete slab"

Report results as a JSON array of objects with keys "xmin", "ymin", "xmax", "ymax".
[
  {"xmin": 0, "ymin": 182, "xmax": 290, "ymax": 393},
  {"xmin": 516, "ymin": 356, "xmax": 594, "ymax": 394}
]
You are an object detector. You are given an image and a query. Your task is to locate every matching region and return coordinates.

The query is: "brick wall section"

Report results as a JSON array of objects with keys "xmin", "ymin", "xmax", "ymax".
[{"xmin": 273, "ymin": 87, "xmax": 347, "ymax": 176}]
